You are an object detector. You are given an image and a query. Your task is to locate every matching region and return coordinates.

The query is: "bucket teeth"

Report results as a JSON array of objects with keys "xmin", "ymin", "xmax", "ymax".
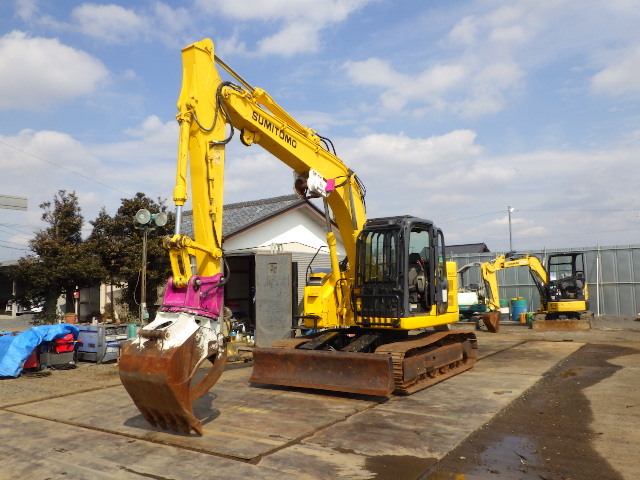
[{"xmin": 135, "ymin": 404, "xmax": 201, "ymax": 435}]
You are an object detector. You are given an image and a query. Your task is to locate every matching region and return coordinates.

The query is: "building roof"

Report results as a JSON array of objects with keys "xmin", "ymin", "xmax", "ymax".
[
  {"xmin": 446, "ymin": 243, "xmax": 491, "ymax": 255},
  {"xmin": 182, "ymin": 194, "xmax": 314, "ymax": 239}
]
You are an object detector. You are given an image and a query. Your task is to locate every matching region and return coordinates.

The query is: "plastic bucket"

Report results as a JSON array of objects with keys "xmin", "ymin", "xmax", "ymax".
[
  {"xmin": 510, "ymin": 298, "xmax": 527, "ymax": 321},
  {"xmin": 128, "ymin": 324, "xmax": 140, "ymax": 338}
]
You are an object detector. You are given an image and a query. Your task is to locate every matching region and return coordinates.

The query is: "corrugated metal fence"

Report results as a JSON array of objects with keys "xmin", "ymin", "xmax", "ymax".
[{"xmin": 452, "ymin": 245, "xmax": 640, "ymax": 316}]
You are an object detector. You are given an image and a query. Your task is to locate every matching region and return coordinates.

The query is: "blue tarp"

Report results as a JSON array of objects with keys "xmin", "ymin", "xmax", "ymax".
[{"xmin": 0, "ymin": 324, "xmax": 79, "ymax": 378}]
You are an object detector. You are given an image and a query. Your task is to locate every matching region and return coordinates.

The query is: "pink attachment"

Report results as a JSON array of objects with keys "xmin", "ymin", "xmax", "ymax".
[
  {"xmin": 326, "ymin": 178, "xmax": 336, "ymax": 193},
  {"xmin": 162, "ymin": 274, "xmax": 224, "ymax": 318}
]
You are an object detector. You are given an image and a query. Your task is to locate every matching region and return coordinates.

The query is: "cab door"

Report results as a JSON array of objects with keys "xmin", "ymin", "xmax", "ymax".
[{"xmin": 434, "ymin": 229, "xmax": 449, "ymax": 315}]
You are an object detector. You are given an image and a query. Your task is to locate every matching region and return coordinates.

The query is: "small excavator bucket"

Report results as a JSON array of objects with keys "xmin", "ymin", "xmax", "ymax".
[
  {"xmin": 482, "ymin": 311, "xmax": 501, "ymax": 332},
  {"xmin": 119, "ymin": 311, "xmax": 226, "ymax": 435},
  {"xmin": 250, "ymin": 347, "xmax": 396, "ymax": 396}
]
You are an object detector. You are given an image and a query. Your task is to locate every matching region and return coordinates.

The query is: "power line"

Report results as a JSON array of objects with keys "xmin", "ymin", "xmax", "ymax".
[
  {"xmin": 0, "ymin": 237, "xmax": 29, "ymax": 246},
  {"xmin": 439, "ymin": 210, "xmax": 504, "ymax": 224},
  {"xmin": 440, "ymin": 206, "xmax": 640, "ymax": 226},
  {"xmin": 0, "ymin": 140, "xmax": 132, "ymax": 196},
  {"xmin": 484, "ymin": 225, "xmax": 640, "ymax": 243},
  {"xmin": 520, "ymin": 208, "xmax": 640, "ymax": 212},
  {"xmin": 0, "ymin": 242, "xmax": 30, "ymax": 251},
  {"xmin": 0, "ymin": 225, "xmax": 34, "ymax": 241}
]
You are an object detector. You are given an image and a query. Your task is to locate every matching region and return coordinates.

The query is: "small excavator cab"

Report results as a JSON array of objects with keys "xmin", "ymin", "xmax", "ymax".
[{"xmin": 546, "ymin": 253, "xmax": 586, "ymax": 302}]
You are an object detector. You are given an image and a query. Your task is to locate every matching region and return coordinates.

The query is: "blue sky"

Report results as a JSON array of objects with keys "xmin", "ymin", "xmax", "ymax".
[{"xmin": 1, "ymin": 0, "xmax": 640, "ymax": 262}]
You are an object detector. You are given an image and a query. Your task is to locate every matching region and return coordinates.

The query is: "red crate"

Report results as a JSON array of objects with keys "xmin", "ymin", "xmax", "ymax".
[{"xmin": 52, "ymin": 333, "xmax": 76, "ymax": 353}]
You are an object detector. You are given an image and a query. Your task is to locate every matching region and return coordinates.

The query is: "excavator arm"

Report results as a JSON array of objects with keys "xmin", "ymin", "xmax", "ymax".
[
  {"xmin": 480, "ymin": 254, "xmax": 548, "ymax": 312},
  {"xmin": 478, "ymin": 254, "xmax": 549, "ymax": 331}
]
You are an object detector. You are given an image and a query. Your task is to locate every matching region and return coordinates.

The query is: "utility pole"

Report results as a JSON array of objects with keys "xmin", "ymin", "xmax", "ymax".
[{"xmin": 508, "ymin": 205, "xmax": 515, "ymax": 251}]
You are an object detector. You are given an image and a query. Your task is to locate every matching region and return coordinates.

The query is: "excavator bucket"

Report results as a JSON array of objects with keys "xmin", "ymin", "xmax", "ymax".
[
  {"xmin": 482, "ymin": 311, "xmax": 501, "ymax": 332},
  {"xmin": 250, "ymin": 347, "xmax": 396, "ymax": 396},
  {"xmin": 119, "ymin": 311, "xmax": 226, "ymax": 435}
]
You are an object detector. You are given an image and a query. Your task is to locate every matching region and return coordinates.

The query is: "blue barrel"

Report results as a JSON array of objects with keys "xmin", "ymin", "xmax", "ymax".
[{"xmin": 510, "ymin": 298, "xmax": 527, "ymax": 321}]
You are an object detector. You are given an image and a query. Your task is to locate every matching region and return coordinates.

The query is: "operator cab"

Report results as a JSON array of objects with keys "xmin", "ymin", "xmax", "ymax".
[
  {"xmin": 545, "ymin": 252, "xmax": 586, "ymax": 302},
  {"xmin": 354, "ymin": 216, "xmax": 449, "ymax": 327}
]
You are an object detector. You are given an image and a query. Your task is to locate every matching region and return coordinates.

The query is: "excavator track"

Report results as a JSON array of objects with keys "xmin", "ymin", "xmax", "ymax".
[
  {"xmin": 375, "ymin": 331, "xmax": 478, "ymax": 395},
  {"xmin": 251, "ymin": 331, "xmax": 477, "ymax": 396}
]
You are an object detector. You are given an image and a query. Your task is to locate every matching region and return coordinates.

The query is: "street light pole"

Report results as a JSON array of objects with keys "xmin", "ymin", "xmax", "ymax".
[
  {"xmin": 140, "ymin": 228, "xmax": 149, "ymax": 325},
  {"xmin": 134, "ymin": 209, "xmax": 168, "ymax": 325},
  {"xmin": 508, "ymin": 205, "xmax": 515, "ymax": 251}
]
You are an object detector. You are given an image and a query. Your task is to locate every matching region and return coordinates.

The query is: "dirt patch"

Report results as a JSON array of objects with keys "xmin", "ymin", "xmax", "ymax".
[{"xmin": 0, "ymin": 361, "xmax": 121, "ymax": 407}]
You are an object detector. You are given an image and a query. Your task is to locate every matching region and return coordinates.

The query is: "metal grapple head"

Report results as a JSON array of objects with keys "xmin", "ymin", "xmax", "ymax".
[{"xmin": 119, "ymin": 311, "xmax": 226, "ymax": 435}]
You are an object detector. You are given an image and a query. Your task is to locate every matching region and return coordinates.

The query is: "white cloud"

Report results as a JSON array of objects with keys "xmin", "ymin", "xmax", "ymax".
[
  {"xmin": 71, "ymin": 4, "xmax": 146, "ymax": 44},
  {"xmin": 123, "ymin": 115, "xmax": 173, "ymax": 139},
  {"xmin": 591, "ymin": 46, "xmax": 640, "ymax": 96},
  {"xmin": 15, "ymin": 0, "xmax": 39, "ymax": 22},
  {"xmin": 257, "ymin": 23, "xmax": 323, "ymax": 57},
  {"xmin": 320, "ymin": 128, "xmax": 640, "ymax": 249},
  {"xmin": 4, "ymin": 120, "xmax": 640, "ymax": 256},
  {"xmin": 344, "ymin": 56, "xmax": 520, "ymax": 117},
  {"xmin": 0, "ymin": 31, "xmax": 109, "ymax": 111},
  {"xmin": 1, "ymin": 117, "xmax": 179, "ymax": 243},
  {"xmin": 14, "ymin": 2, "xmax": 190, "ymax": 47},
  {"xmin": 89, "ymin": 116, "xmax": 178, "ymax": 187},
  {"xmin": 194, "ymin": 0, "xmax": 374, "ymax": 56},
  {"xmin": 1, "ymin": 128, "xmax": 104, "ymax": 243},
  {"xmin": 340, "ymin": 129, "xmax": 482, "ymax": 170},
  {"xmin": 3, "ymin": 129, "xmax": 99, "ymax": 175},
  {"xmin": 343, "ymin": 1, "xmax": 640, "ymax": 118},
  {"xmin": 194, "ymin": 0, "xmax": 369, "ymax": 22}
]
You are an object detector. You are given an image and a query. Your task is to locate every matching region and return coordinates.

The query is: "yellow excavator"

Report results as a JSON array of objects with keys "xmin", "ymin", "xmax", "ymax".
[
  {"xmin": 480, "ymin": 252, "xmax": 590, "ymax": 326},
  {"xmin": 119, "ymin": 39, "xmax": 479, "ymax": 435}
]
